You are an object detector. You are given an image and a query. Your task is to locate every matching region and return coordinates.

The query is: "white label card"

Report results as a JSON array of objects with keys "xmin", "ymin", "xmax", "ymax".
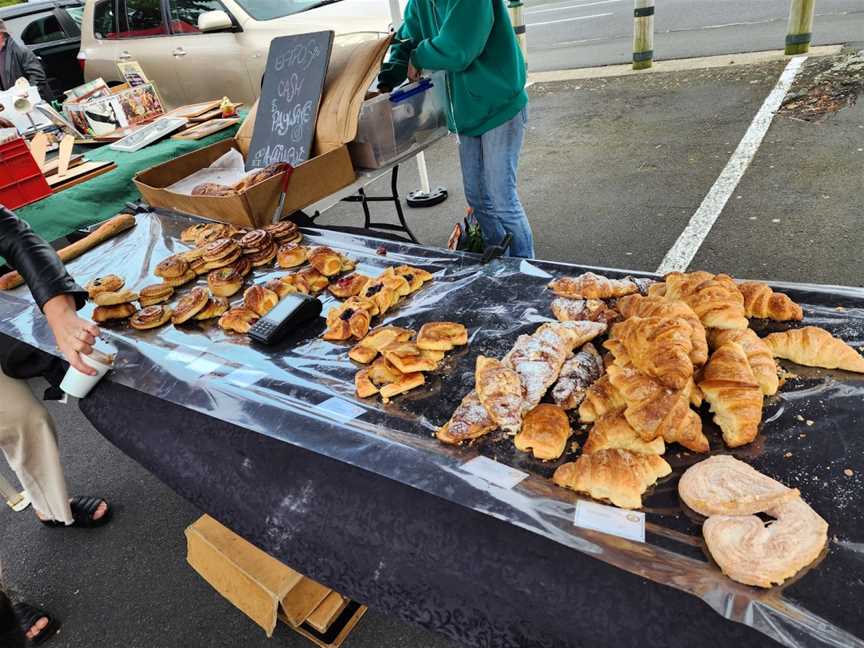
[
  {"xmin": 227, "ymin": 369, "xmax": 266, "ymax": 388},
  {"xmin": 187, "ymin": 356, "xmax": 221, "ymax": 377},
  {"xmin": 460, "ymin": 456, "xmax": 528, "ymax": 490},
  {"xmin": 315, "ymin": 397, "xmax": 365, "ymax": 422},
  {"xmin": 574, "ymin": 500, "xmax": 645, "ymax": 543}
]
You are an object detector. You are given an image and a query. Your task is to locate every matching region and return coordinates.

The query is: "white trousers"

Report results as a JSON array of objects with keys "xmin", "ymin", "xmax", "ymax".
[{"xmin": 0, "ymin": 368, "xmax": 73, "ymax": 525}]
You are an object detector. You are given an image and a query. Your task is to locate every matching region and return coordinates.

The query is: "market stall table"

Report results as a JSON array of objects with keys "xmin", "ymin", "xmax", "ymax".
[{"xmin": 1, "ymin": 211, "xmax": 863, "ymax": 648}]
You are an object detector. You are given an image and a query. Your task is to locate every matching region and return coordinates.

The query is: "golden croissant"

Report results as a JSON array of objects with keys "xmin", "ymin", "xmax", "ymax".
[
  {"xmin": 605, "ymin": 316, "xmax": 694, "ymax": 389},
  {"xmin": 708, "ymin": 328, "xmax": 779, "ymax": 395},
  {"xmin": 583, "ymin": 412, "xmax": 665, "ymax": 455},
  {"xmin": 578, "ymin": 374, "xmax": 626, "ymax": 422},
  {"xmin": 664, "ymin": 271, "xmax": 748, "ymax": 330},
  {"xmin": 737, "ymin": 281, "xmax": 803, "ymax": 321},
  {"xmin": 548, "ymin": 271, "xmax": 639, "ymax": 299},
  {"xmin": 699, "ymin": 342, "xmax": 763, "ymax": 447},
  {"xmin": 616, "ymin": 294, "xmax": 708, "ymax": 366},
  {"xmin": 475, "ymin": 356, "xmax": 524, "ymax": 434},
  {"xmin": 607, "ymin": 364, "xmax": 709, "ymax": 453},
  {"xmin": 764, "ymin": 326, "xmax": 864, "ymax": 373},
  {"xmin": 552, "ymin": 448, "xmax": 671, "ymax": 509}
]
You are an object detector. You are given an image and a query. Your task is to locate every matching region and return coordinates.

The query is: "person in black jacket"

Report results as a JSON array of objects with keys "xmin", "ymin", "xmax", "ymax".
[
  {"xmin": 0, "ymin": 19, "xmax": 53, "ymax": 102},
  {"xmin": 0, "ymin": 205, "xmax": 112, "ymax": 644}
]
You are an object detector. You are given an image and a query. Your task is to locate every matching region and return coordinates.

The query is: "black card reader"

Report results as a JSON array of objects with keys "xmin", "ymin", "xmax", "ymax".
[{"xmin": 247, "ymin": 292, "xmax": 322, "ymax": 345}]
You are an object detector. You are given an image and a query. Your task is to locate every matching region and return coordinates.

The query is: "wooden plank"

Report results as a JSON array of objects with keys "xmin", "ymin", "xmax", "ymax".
[
  {"xmin": 280, "ymin": 577, "xmax": 331, "ymax": 627},
  {"xmin": 286, "ymin": 604, "xmax": 367, "ymax": 648},
  {"xmin": 171, "ymin": 118, "xmax": 240, "ymax": 141},
  {"xmin": 41, "ymin": 154, "xmax": 84, "ymax": 176},
  {"xmin": 189, "ymin": 108, "xmax": 224, "ymax": 123},
  {"xmin": 30, "ymin": 131, "xmax": 49, "ymax": 169},
  {"xmin": 57, "ymin": 134, "xmax": 74, "ymax": 177},
  {"xmin": 164, "ymin": 100, "xmax": 221, "ymax": 120},
  {"xmin": 48, "ymin": 160, "xmax": 116, "ymax": 192},
  {"xmin": 306, "ymin": 592, "xmax": 349, "ymax": 634}
]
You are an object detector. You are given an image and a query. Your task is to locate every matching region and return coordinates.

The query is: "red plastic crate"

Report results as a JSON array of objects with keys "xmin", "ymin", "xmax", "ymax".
[{"xmin": 0, "ymin": 137, "xmax": 51, "ymax": 210}]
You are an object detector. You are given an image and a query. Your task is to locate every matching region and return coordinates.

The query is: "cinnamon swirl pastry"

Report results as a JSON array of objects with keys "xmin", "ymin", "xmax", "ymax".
[
  {"xmin": 172, "ymin": 287, "xmax": 210, "ymax": 324},
  {"xmin": 191, "ymin": 182, "xmax": 236, "ymax": 197},
  {"xmin": 238, "ymin": 229, "xmax": 273, "ymax": 255},
  {"xmin": 93, "ymin": 289, "xmax": 139, "ymax": 307},
  {"xmin": 201, "ymin": 238, "xmax": 241, "ymax": 264},
  {"xmin": 155, "ymin": 255, "xmax": 190, "ymax": 280},
  {"xmin": 93, "ymin": 303, "xmax": 137, "ymax": 322},
  {"xmin": 208, "ymin": 267, "xmax": 244, "ymax": 297},
  {"xmin": 195, "ymin": 296, "xmax": 230, "ymax": 321},
  {"xmin": 85, "ymin": 275, "xmax": 124, "ymax": 299},
  {"xmin": 138, "ymin": 283, "xmax": 174, "ymax": 307},
  {"xmin": 263, "ymin": 221, "xmax": 300, "ymax": 245},
  {"xmin": 230, "ymin": 255, "xmax": 253, "ymax": 277},
  {"xmin": 130, "ymin": 305, "xmax": 173, "ymax": 330},
  {"xmin": 163, "ymin": 269, "xmax": 197, "ymax": 287},
  {"xmin": 246, "ymin": 243, "xmax": 277, "ymax": 267}
]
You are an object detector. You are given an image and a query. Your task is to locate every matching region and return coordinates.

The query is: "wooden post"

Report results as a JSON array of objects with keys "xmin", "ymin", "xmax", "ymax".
[
  {"xmin": 633, "ymin": 0, "xmax": 655, "ymax": 70},
  {"xmin": 508, "ymin": 0, "xmax": 527, "ymax": 62},
  {"xmin": 786, "ymin": 0, "xmax": 815, "ymax": 55}
]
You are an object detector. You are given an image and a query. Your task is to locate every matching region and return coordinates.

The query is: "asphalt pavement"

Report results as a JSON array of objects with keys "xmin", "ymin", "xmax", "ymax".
[
  {"xmin": 524, "ymin": 0, "xmax": 864, "ymax": 70},
  {"xmin": 2, "ymin": 49, "xmax": 864, "ymax": 648}
]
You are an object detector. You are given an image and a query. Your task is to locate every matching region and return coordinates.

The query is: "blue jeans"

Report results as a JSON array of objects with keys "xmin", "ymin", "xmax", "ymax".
[{"xmin": 457, "ymin": 107, "xmax": 534, "ymax": 258}]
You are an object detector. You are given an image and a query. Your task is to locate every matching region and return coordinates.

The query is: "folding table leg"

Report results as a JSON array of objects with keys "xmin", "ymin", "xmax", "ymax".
[{"xmin": 0, "ymin": 473, "xmax": 30, "ymax": 512}]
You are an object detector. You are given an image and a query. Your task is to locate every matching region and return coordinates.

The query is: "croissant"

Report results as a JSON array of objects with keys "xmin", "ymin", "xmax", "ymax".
[
  {"xmin": 605, "ymin": 316, "xmax": 694, "ymax": 389},
  {"xmin": 699, "ymin": 342, "xmax": 763, "ymax": 447},
  {"xmin": 437, "ymin": 391, "xmax": 497, "ymax": 445},
  {"xmin": 678, "ymin": 455, "xmax": 798, "ymax": 516},
  {"xmin": 703, "ymin": 497, "xmax": 828, "ymax": 588},
  {"xmin": 514, "ymin": 403, "xmax": 572, "ymax": 460},
  {"xmin": 737, "ymin": 281, "xmax": 803, "ymax": 321},
  {"xmin": 552, "ymin": 449, "xmax": 671, "ymax": 509},
  {"xmin": 664, "ymin": 272, "xmax": 748, "ymax": 330},
  {"xmin": 583, "ymin": 412, "xmax": 665, "ymax": 455},
  {"xmin": 708, "ymin": 328, "xmax": 779, "ymax": 395},
  {"xmin": 551, "ymin": 297, "xmax": 620, "ymax": 325},
  {"xmin": 578, "ymin": 374, "xmax": 626, "ymax": 422},
  {"xmin": 607, "ymin": 364, "xmax": 709, "ymax": 453},
  {"xmin": 475, "ymin": 356, "xmax": 524, "ymax": 434},
  {"xmin": 615, "ymin": 294, "xmax": 708, "ymax": 366},
  {"xmin": 764, "ymin": 326, "xmax": 864, "ymax": 373},
  {"xmin": 548, "ymin": 272, "xmax": 639, "ymax": 299}
]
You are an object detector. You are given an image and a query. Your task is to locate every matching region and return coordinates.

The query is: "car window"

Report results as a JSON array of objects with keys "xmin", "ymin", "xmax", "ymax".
[
  {"xmin": 65, "ymin": 6, "xmax": 85, "ymax": 30},
  {"xmin": 93, "ymin": 0, "xmax": 118, "ymax": 39},
  {"xmin": 231, "ymin": 0, "xmax": 342, "ymax": 22},
  {"xmin": 118, "ymin": 0, "xmax": 168, "ymax": 38},
  {"xmin": 167, "ymin": 0, "xmax": 228, "ymax": 33},
  {"xmin": 20, "ymin": 14, "xmax": 67, "ymax": 44},
  {"xmin": 1, "ymin": 14, "xmax": 45, "ymax": 40}
]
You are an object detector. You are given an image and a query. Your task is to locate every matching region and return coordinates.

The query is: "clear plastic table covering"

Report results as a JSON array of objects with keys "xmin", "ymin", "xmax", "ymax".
[{"xmin": 1, "ymin": 211, "xmax": 863, "ymax": 648}]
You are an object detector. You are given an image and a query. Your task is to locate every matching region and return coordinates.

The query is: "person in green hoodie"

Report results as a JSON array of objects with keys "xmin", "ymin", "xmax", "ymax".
[{"xmin": 378, "ymin": 0, "xmax": 535, "ymax": 258}]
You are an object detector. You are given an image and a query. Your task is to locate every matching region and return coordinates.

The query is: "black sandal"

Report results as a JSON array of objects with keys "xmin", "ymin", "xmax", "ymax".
[
  {"xmin": 39, "ymin": 496, "xmax": 112, "ymax": 528},
  {"xmin": 13, "ymin": 602, "xmax": 60, "ymax": 646}
]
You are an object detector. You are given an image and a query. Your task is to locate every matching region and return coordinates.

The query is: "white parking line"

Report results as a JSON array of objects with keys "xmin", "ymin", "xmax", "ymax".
[
  {"xmin": 528, "ymin": 12, "xmax": 614, "ymax": 27},
  {"xmin": 656, "ymin": 55, "xmax": 808, "ymax": 274},
  {"xmin": 527, "ymin": 0, "xmax": 622, "ymax": 15}
]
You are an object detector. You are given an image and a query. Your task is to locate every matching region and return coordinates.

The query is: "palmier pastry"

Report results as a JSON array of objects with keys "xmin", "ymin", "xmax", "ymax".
[
  {"xmin": 277, "ymin": 243, "xmax": 308, "ymax": 269},
  {"xmin": 195, "ymin": 296, "xmax": 230, "ymax": 321},
  {"xmin": 416, "ymin": 322, "xmax": 468, "ymax": 351},
  {"xmin": 181, "ymin": 222, "xmax": 211, "ymax": 244},
  {"xmin": 218, "ymin": 307, "xmax": 259, "ymax": 334},
  {"xmin": 208, "ymin": 266, "xmax": 244, "ymax": 297},
  {"xmin": 191, "ymin": 182, "xmax": 236, "ymax": 197},
  {"xmin": 130, "ymin": 305, "xmax": 173, "ymax": 330},
  {"xmin": 155, "ymin": 255, "xmax": 190, "ymax": 280},
  {"xmin": 328, "ymin": 274, "xmax": 370, "ymax": 299},
  {"xmin": 246, "ymin": 243, "xmax": 277, "ymax": 267},
  {"xmin": 308, "ymin": 246, "xmax": 344, "ymax": 276},
  {"xmin": 85, "ymin": 275, "xmax": 124, "ymax": 299},
  {"xmin": 295, "ymin": 268, "xmax": 329, "ymax": 294},
  {"xmin": 238, "ymin": 229, "xmax": 273, "ymax": 255},
  {"xmin": 172, "ymin": 287, "xmax": 210, "ymax": 324},
  {"xmin": 243, "ymin": 285, "xmax": 279, "ymax": 317},
  {"xmin": 230, "ymin": 256, "xmax": 253, "ymax": 277},
  {"xmin": 93, "ymin": 303, "xmax": 137, "ymax": 323},
  {"xmin": 139, "ymin": 283, "xmax": 174, "ymax": 307},
  {"xmin": 163, "ymin": 269, "xmax": 197, "ymax": 287},
  {"xmin": 93, "ymin": 289, "xmax": 139, "ymax": 307},
  {"xmin": 265, "ymin": 277, "xmax": 301, "ymax": 299},
  {"xmin": 263, "ymin": 221, "xmax": 300, "ymax": 245}
]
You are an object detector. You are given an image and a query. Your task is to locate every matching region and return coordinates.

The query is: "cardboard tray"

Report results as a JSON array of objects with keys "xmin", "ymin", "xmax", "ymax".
[{"xmin": 133, "ymin": 35, "xmax": 392, "ymax": 228}]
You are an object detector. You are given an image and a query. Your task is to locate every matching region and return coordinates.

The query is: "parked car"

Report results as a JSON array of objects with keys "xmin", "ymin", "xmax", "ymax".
[
  {"xmin": 78, "ymin": 0, "xmax": 402, "ymax": 109},
  {"xmin": 0, "ymin": 0, "xmax": 85, "ymax": 99}
]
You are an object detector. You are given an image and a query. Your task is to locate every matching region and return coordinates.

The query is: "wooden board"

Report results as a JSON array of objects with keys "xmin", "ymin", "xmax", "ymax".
[
  {"xmin": 172, "ymin": 118, "xmax": 240, "ymax": 141},
  {"xmin": 47, "ymin": 160, "xmax": 116, "ymax": 192},
  {"xmin": 40, "ymin": 154, "xmax": 84, "ymax": 175},
  {"xmin": 164, "ymin": 100, "xmax": 221, "ymax": 120},
  {"xmin": 189, "ymin": 108, "xmax": 224, "ymax": 123},
  {"xmin": 305, "ymin": 593, "xmax": 349, "ymax": 634}
]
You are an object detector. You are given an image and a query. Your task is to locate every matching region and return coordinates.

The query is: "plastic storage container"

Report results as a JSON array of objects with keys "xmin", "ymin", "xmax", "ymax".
[
  {"xmin": 0, "ymin": 137, "xmax": 51, "ymax": 210},
  {"xmin": 349, "ymin": 72, "xmax": 448, "ymax": 169}
]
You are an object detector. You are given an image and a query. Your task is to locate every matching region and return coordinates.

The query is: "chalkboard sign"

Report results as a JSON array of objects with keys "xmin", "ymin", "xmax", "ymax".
[{"xmin": 246, "ymin": 31, "xmax": 334, "ymax": 171}]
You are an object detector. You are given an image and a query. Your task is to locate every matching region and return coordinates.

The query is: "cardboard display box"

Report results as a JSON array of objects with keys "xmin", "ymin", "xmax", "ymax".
[
  {"xmin": 134, "ymin": 36, "xmax": 392, "ymax": 228},
  {"xmin": 186, "ymin": 515, "xmax": 366, "ymax": 646}
]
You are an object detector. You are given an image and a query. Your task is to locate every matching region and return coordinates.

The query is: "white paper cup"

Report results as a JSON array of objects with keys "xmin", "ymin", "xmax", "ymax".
[{"xmin": 59, "ymin": 350, "xmax": 114, "ymax": 399}]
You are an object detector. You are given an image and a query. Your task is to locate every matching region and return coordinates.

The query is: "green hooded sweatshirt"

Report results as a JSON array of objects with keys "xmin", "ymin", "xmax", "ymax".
[{"xmin": 378, "ymin": 0, "xmax": 528, "ymax": 137}]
